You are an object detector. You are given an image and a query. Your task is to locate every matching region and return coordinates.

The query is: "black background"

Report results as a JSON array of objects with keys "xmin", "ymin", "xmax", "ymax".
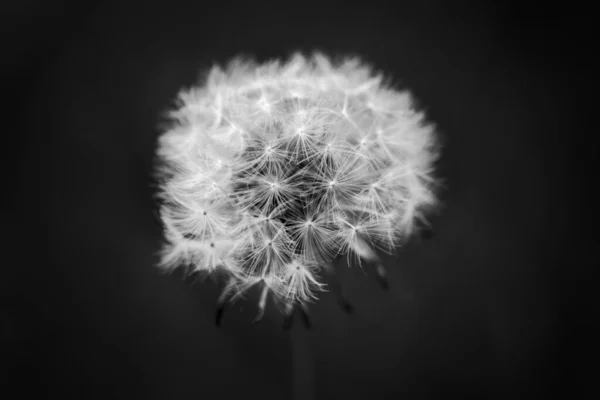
[{"xmin": 2, "ymin": 1, "xmax": 594, "ymax": 398}]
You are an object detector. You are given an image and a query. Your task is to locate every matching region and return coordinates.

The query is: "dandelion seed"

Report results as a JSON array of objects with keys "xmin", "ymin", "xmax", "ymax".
[{"xmin": 154, "ymin": 51, "xmax": 441, "ymax": 320}]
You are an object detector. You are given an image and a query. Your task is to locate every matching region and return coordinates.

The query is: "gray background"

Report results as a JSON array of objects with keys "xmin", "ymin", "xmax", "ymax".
[{"xmin": 3, "ymin": 1, "xmax": 592, "ymax": 398}]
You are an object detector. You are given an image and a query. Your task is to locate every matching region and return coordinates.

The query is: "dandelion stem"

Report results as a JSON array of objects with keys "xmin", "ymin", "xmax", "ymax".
[{"xmin": 289, "ymin": 309, "xmax": 315, "ymax": 400}]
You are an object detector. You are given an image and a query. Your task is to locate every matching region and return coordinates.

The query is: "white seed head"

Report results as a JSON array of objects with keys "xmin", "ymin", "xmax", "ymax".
[{"xmin": 155, "ymin": 51, "xmax": 440, "ymax": 315}]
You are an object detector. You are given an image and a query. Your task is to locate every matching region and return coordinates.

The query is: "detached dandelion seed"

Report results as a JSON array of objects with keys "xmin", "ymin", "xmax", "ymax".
[{"xmin": 154, "ymin": 51, "xmax": 441, "ymax": 323}]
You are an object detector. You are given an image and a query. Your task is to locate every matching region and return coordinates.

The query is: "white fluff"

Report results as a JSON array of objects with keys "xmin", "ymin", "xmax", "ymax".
[{"xmin": 155, "ymin": 51, "xmax": 440, "ymax": 316}]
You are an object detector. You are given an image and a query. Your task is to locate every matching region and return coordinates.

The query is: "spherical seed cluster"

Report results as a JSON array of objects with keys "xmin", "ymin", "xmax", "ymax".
[{"xmin": 155, "ymin": 52, "xmax": 439, "ymax": 316}]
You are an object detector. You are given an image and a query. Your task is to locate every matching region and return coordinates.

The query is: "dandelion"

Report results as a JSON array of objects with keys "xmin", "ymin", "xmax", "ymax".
[{"xmin": 154, "ymin": 51, "xmax": 440, "ymax": 324}]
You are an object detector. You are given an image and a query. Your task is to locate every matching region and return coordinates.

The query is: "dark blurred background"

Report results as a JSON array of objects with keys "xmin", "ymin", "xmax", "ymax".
[{"xmin": 2, "ymin": 0, "xmax": 594, "ymax": 398}]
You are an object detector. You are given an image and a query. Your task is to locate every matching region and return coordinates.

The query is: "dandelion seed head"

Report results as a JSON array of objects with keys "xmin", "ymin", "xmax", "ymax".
[{"xmin": 155, "ymin": 51, "xmax": 440, "ymax": 315}]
